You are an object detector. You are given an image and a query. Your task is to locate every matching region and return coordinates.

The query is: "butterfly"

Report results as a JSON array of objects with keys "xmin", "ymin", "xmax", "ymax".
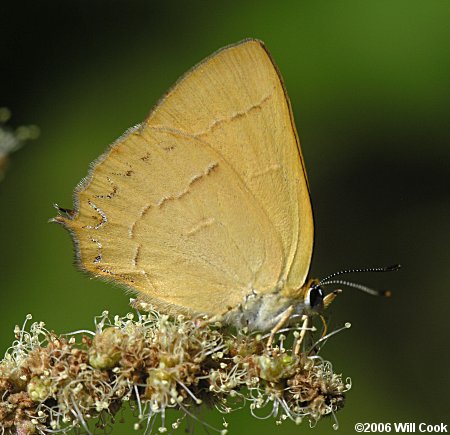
[{"xmin": 52, "ymin": 39, "xmax": 397, "ymax": 342}]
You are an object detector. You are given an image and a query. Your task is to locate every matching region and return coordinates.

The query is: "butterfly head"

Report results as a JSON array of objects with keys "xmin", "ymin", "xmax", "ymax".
[
  {"xmin": 304, "ymin": 281, "xmax": 325, "ymax": 312},
  {"xmin": 301, "ymin": 279, "xmax": 341, "ymax": 315},
  {"xmin": 301, "ymin": 264, "xmax": 401, "ymax": 315}
]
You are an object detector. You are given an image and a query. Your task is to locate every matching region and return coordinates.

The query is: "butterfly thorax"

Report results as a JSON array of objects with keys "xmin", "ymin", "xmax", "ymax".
[{"xmin": 223, "ymin": 279, "xmax": 318, "ymax": 331}]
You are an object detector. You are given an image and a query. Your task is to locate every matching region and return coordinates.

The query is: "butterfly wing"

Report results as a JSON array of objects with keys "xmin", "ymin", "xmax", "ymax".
[
  {"xmin": 55, "ymin": 39, "xmax": 313, "ymax": 316},
  {"xmin": 147, "ymin": 39, "xmax": 314, "ymax": 293}
]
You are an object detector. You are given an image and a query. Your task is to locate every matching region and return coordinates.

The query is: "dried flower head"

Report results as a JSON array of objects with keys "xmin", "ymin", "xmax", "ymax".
[
  {"xmin": 0, "ymin": 107, "xmax": 39, "ymax": 181},
  {"xmin": 0, "ymin": 303, "xmax": 351, "ymax": 434}
]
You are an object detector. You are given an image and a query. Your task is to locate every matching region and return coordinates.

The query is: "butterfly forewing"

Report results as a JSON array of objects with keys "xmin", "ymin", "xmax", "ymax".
[{"xmin": 58, "ymin": 39, "xmax": 313, "ymax": 316}]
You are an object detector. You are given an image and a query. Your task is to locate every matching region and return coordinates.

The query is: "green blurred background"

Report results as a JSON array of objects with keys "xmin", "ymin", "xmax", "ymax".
[{"xmin": 1, "ymin": 1, "xmax": 449, "ymax": 433}]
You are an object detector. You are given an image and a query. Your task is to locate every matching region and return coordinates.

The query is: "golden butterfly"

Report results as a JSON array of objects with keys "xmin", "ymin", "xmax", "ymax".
[{"xmin": 52, "ymin": 39, "xmax": 398, "ymax": 348}]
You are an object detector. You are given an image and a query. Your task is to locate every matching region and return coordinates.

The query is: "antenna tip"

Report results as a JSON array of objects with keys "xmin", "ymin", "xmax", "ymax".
[{"xmin": 386, "ymin": 264, "xmax": 401, "ymax": 271}]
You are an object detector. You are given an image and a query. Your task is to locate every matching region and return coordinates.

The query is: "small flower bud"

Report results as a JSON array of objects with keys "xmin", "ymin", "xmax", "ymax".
[
  {"xmin": 27, "ymin": 376, "xmax": 52, "ymax": 402},
  {"xmin": 88, "ymin": 327, "xmax": 125, "ymax": 369}
]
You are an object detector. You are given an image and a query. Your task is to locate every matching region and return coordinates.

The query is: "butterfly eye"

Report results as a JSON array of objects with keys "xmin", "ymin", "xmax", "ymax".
[{"xmin": 305, "ymin": 285, "xmax": 325, "ymax": 311}]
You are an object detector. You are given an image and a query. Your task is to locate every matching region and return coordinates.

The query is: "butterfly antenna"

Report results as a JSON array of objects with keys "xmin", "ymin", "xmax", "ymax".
[
  {"xmin": 320, "ymin": 279, "xmax": 391, "ymax": 297},
  {"xmin": 318, "ymin": 264, "xmax": 401, "ymax": 285},
  {"xmin": 318, "ymin": 264, "xmax": 401, "ymax": 297}
]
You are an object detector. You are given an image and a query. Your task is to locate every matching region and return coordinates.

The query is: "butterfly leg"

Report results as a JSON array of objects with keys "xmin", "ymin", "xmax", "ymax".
[
  {"xmin": 319, "ymin": 313, "xmax": 328, "ymax": 338},
  {"xmin": 294, "ymin": 314, "xmax": 310, "ymax": 355},
  {"xmin": 266, "ymin": 305, "xmax": 294, "ymax": 349}
]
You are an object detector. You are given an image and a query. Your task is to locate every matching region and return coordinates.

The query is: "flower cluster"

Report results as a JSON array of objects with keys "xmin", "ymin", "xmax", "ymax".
[
  {"xmin": 0, "ymin": 303, "xmax": 351, "ymax": 434},
  {"xmin": 0, "ymin": 107, "xmax": 39, "ymax": 181}
]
